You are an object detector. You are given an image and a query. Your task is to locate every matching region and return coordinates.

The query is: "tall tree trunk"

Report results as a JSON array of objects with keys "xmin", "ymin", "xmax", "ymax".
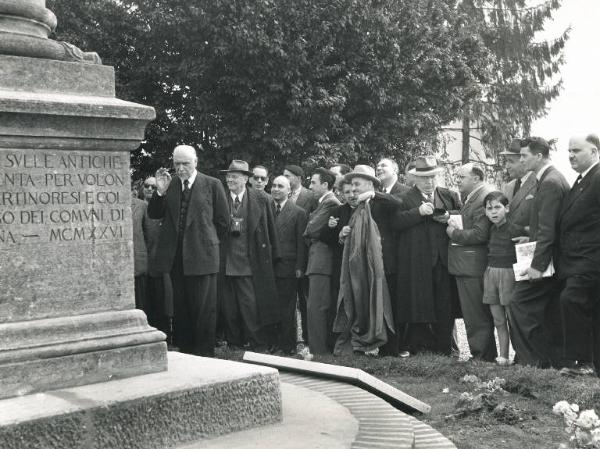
[{"xmin": 462, "ymin": 108, "xmax": 470, "ymax": 164}]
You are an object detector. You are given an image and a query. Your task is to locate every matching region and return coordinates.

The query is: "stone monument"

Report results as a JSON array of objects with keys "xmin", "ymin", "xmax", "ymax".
[{"xmin": 0, "ymin": 2, "xmax": 281, "ymax": 448}]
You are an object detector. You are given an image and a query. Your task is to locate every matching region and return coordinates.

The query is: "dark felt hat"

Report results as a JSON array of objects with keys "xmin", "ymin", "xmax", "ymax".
[
  {"xmin": 284, "ymin": 164, "xmax": 304, "ymax": 178},
  {"xmin": 499, "ymin": 139, "xmax": 523, "ymax": 156}
]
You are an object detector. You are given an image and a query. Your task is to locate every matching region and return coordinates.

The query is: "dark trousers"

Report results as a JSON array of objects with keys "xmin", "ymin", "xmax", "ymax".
[
  {"xmin": 170, "ymin": 257, "xmax": 217, "ymax": 357},
  {"xmin": 276, "ymin": 277, "xmax": 299, "ymax": 353},
  {"xmin": 380, "ymin": 272, "xmax": 399, "ymax": 356},
  {"xmin": 297, "ymin": 277, "xmax": 309, "ymax": 343},
  {"xmin": 308, "ymin": 273, "xmax": 332, "ymax": 354},
  {"xmin": 509, "ymin": 277, "xmax": 559, "ymax": 368},
  {"xmin": 455, "ymin": 275, "xmax": 497, "ymax": 362},
  {"xmin": 144, "ymin": 274, "xmax": 172, "ymax": 337},
  {"xmin": 560, "ymin": 274, "xmax": 600, "ymax": 371},
  {"xmin": 403, "ymin": 263, "xmax": 453, "ymax": 355},
  {"xmin": 221, "ymin": 276, "xmax": 265, "ymax": 348}
]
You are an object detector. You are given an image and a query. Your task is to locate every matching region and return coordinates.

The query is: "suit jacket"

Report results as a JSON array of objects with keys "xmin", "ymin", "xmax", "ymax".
[
  {"xmin": 220, "ymin": 187, "xmax": 281, "ymax": 325},
  {"xmin": 147, "ymin": 173, "xmax": 229, "ymax": 276},
  {"xmin": 304, "ymin": 191, "xmax": 341, "ymax": 275},
  {"xmin": 528, "ymin": 165, "xmax": 569, "ymax": 272},
  {"xmin": 295, "ymin": 186, "xmax": 318, "ymax": 215},
  {"xmin": 448, "ymin": 183, "xmax": 494, "ymax": 277},
  {"xmin": 132, "ymin": 197, "xmax": 148, "ymax": 277},
  {"xmin": 387, "ymin": 180, "xmax": 411, "ymax": 198},
  {"xmin": 273, "ymin": 200, "xmax": 308, "ymax": 278},
  {"xmin": 503, "ymin": 173, "xmax": 537, "ymax": 230},
  {"xmin": 556, "ymin": 163, "xmax": 600, "ymax": 278}
]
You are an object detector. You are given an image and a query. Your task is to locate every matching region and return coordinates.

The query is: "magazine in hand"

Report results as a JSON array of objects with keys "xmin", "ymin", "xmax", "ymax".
[{"xmin": 512, "ymin": 241, "xmax": 555, "ymax": 281}]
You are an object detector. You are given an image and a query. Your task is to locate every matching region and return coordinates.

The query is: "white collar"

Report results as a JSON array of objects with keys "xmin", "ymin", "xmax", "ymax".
[
  {"xmin": 520, "ymin": 171, "xmax": 532, "ymax": 183},
  {"xmin": 318, "ymin": 191, "xmax": 333, "ymax": 203},
  {"xmin": 275, "ymin": 198, "xmax": 287, "ymax": 209},
  {"xmin": 536, "ymin": 163, "xmax": 552, "ymax": 181},
  {"xmin": 230, "ymin": 188, "xmax": 246, "ymax": 202},
  {"xmin": 382, "ymin": 177, "xmax": 398, "ymax": 193},
  {"xmin": 580, "ymin": 161, "xmax": 599, "ymax": 180},
  {"xmin": 181, "ymin": 170, "xmax": 198, "ymax": 190}
]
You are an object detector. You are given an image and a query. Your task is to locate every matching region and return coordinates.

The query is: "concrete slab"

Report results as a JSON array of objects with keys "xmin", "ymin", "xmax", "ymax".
[
  {"xmin": 195, "ymin": 383, "xmax": 359, "ymax": 449},
  {"xmin": 243, "ymin": 352, "xmax": 431, "ymax": 414},
  {"xmin": 0, "ymin": 352, "xmax": 282, "ymax": 449}
]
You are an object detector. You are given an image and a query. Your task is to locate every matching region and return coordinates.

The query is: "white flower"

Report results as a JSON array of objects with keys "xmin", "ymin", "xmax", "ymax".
[
  {"xmin": 576, "ymin": 410, "xmax": 600, "ymax": 430},
  {"xmin": 553, "ymin": 401, "xmax": 572, "ymax": 416},
  {"xmin": 442, "ymin": 388, "xmax": 449, "ymax": 394},
  {"xmin": 461, "ymin": 374, "xmax": 480, "ymax": 384}
]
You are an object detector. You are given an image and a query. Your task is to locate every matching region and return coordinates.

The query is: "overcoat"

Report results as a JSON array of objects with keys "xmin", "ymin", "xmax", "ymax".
[
  {"xmin": 220, "ymin": 187, "xmax": 281, "ymax": 326},
  {"xmin": 393, "ymin": 186, "xmax": 461, "ymax": 323},
  {"xmin": 147, "ymin": 173, "xmax": 229, "ymax": 276},
  {"xmin": 503, "ymin": 173, "xmax": 537, "ymax": 230}
]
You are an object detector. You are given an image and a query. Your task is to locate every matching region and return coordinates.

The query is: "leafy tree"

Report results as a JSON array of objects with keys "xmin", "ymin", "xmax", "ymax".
[
  {"xmin": 457, "ymin": 0, "xmax": 568, "ymax": 161},
  {"xmin": 49, "ymin": 0, "xmax": 489, "ymax": 178}
]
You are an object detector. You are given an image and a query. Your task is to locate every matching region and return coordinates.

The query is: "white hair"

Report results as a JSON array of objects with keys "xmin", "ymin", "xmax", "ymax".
[{"xmin": 173, "ymin": 145, "xmax": 197, "ymax": 160}]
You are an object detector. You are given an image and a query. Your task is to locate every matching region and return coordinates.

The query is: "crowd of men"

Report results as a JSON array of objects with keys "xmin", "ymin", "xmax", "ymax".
[{"xmin": 131, "ymin": 134, "xmax": 600, "ymax": 377}]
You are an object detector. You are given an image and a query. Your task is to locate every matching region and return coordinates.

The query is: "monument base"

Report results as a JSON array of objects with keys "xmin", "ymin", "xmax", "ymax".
[{"xmin": 0, "ymin": 352, "xmax": 282, "ymax": 449}]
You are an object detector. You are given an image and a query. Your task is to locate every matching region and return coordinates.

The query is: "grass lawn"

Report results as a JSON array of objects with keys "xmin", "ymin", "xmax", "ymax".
[{"xmin": 217, "ymin": 348, "xmax": 600, "ymax": 449}]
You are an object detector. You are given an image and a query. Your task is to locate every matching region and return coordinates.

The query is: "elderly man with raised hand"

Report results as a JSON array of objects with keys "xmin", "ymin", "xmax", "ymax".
[
  {"xmin": 447, "ymin": 163, "xmax": 496, "ymax": 362},
  {"xmin": 219, "ymin": 160, "xmax": 280, "ymax": 352},
  {"xmin": 555, "ymin": 135, "xmax": 600, "ymax": 376},
  {"xmin": 501, "ymin": 139, "xmax": 537, "ymax": 230},
  {"xmin": 333, "ymin": 165, "xmax": 397, "ymax": 356},
  {"xmin": 270, "ymin": 175, "xmax": 308, "ymax": 355},
  {"xmin": 303, "ymin": 168, "xmax": 341, "ymax": 355},
  {"xmin": 508, "ymin": 137, "xmax": 569, "ymax": 368},
  {"xmin": 377, "ymin": 157, "xmax": 410, "ymax": 197},
  {"xmin": 392, "ymin": 156, "xmax": 462, "ymax": 356},
  {"xmin": 148, "ymin": 145, "xmax": 229, "ymax": 357}
]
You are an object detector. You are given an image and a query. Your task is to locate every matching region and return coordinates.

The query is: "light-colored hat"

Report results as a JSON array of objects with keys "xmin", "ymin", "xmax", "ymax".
[
  {"xmin": 344, "ymin": 165, "xmax": 381, "ymax": 187},
  {"xmin": 220, "ymin": 160, "xmax": 252, "ymax": 176},
  {"xmin": 499, "ymin": 138, "xmax": 522, "ymax": 156},
  {"xmin": 408, "ymin": 156, "xmax": 443, "ymax": 177}
]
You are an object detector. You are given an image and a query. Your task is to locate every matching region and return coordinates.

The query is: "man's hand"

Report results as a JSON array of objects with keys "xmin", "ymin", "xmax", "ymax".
[
  {"xmin": 520, "ymin": 266, "xmax": 542, "ymax": 280},
  {"xmin": 155, "ymin": 168, "xmax": 172, "ymax": 195},
  {"xmin": 432, "ymin": 212, "xmax": 449, "ymax": 224},
  {"xmin": 357, "ymin": 191, "xmax": 375, "ymax": 203},
  {"xmin": 295, "ymin": 269, "xmax": 303, "ymax": 279},
  {"xmin": 512, "ymin": 236, "xmax": 530, "ymax": 244},
  {"xmin": 328, "ymin": 216, "xmax": 339, "ymax": 228},
  {"xmin": 419, "ymin": 202, "xmax": 434, "ymax": 216},
  {"xmin": 446, "ymin": 225, "xmax": 456, "ymax": 238},
  {"xmin": 339, "ymin": 225, "xmax": 352, "ymax": 240}
]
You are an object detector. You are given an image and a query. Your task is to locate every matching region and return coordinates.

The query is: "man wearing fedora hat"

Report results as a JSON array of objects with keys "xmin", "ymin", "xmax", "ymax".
[
  {"xmin": 148, "ymin": 145, "xmax": 229, "ymax": 357},
  {"xmin": 332, "ymin": 165, "xmax": 398, "ymax": 355},
  {"xmin": 392, "ymin": 156, "xmax": 462, "ymax": 355},
  {"xmin": 219, "ymin": 160, "xmax": 280, "ymax": 351},
  {"xmin": 501, "ymin": 139, "xmax": 537, "ymax": 231}
]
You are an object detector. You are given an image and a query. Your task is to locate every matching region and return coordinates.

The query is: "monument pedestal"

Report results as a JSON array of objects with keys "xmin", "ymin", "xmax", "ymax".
[{"xmin": 0, "ymin": 352, "xmax": 282, "ymax": 449}]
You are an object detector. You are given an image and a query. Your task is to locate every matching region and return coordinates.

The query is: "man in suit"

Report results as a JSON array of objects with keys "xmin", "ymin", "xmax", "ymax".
[
  {"xmin": 500, "ymin": 139, "xmax": 537, "ymax": 230},
  {"xmin": 509, "ymin": 137, "xmax": 569, "ymax": 368},
  {"xmin": 148, "ymin": 145, "xmax": 229, "ymax": 357},
  {"xmin": 393, "ymin": 156, "xmax": 462, "ymax": 355},
  {"xmin": 270, "ymin": 175, "xmax": 308, "ymax": 354},
  {"xmin": 219, "ymin": 160, "xmax": 280, "ymax": 351},
  {"xmin": 557, "ymin": 135, "xmax": 600, "ymax": 376},
  {"xmin": 447, "ymin": 163, "xmax": 497, "ymax": 362},
  {"xmin": 283, "ymin": 164, "xmax": 317, "ymax": 346},
  {"xmin": 303, "ymin": 167, "xmax": 341, "ymax": 354},
  {"xmin": 376, "ymin": 157, "xmax": 410, "ymax": 197},
  {"xmin": 249, "ymin": 165, "xmax": 270, "ymax": 193}
]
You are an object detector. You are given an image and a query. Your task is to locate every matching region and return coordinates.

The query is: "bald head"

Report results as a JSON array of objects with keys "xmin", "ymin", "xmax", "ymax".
[
  {"xmin": 568, "ymin": 134, "xmax": 599, "ymax": 174},
  {"xmin": 271, "ymin": 175, "xmax": 291, "ymax": 203},
  {"xmin": 456, "ymin": 163, "xmax": 485, "ymax": 195}
]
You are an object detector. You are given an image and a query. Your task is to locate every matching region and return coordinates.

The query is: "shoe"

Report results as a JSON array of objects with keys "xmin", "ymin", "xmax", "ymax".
[
  {"xmin": 365, "ymin": 348, "xmax": 380, "ymax": 357},
  {"xmin": 399, "ymin": 350, "xmax": 410, "ymax": 358},
  {"xmin": 495, "ymin": 356, "xmax": 513, "ymax": 366},
  {"xmin": 560, "ymin": 364, "xmax": 595, "ymax": 377}
]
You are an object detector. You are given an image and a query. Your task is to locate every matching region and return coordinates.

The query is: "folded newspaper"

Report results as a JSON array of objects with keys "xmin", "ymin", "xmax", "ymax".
[{"xmin": 512, "ymin": 241, "xmax": 555, "ymax": 281}]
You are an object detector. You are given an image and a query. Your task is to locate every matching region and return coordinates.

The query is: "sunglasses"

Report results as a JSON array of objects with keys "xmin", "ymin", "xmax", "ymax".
[
  {"xmin": 253, "ymin": 176, "xmax": 267, "ymax": 182},
  {"xmin": 144, "ymin": 184, "xmax": 157, "ymax": 189}
]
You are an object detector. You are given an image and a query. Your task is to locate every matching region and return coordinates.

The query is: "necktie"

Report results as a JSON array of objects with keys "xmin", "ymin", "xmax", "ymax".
[
  {"xmin": 183, "ymin": 179, "xmax": 190, "ymax": 191},
  {"xmin": 276, "ymin": 203, "xmax": 281, "ymax": 216},
  {"xmin": 513, "ymin": 178, "xmax": 521, "ymax": 196},
  {"xmin": 576, "ymin": 174, "xmax": 583, "ymax": 184}
]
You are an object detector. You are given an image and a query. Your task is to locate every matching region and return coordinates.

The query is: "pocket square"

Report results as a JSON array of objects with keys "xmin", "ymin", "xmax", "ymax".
[{"xmin": 525, "ymin": 194, "xmax": 535, "ymax": 200}]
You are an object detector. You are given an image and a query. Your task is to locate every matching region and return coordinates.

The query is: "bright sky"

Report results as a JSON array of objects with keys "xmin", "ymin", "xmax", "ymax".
[{"xmin": 531, "ymin": 0, "xmax": 600, "ymax": 183}]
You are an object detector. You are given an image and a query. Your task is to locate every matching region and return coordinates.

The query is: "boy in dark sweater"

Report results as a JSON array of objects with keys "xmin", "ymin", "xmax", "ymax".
[{"xmin": 483, "ymin": 191, "xmax": 525, "ymax": 365}]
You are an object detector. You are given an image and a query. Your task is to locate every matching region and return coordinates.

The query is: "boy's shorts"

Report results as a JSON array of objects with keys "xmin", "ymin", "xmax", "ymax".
[{"xmin": 483, "ymin": 266, "xmax": 515, "ymax": 306}]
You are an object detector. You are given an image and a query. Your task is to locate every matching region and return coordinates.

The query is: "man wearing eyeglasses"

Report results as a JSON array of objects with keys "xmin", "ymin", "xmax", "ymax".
[
  {"xmin": 142, "ymin": 176, "xmax": 157, "ymax": 202},
  {"xmin": 249, "ymin": 165, "xmax": 270, "ymax": 193}
]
